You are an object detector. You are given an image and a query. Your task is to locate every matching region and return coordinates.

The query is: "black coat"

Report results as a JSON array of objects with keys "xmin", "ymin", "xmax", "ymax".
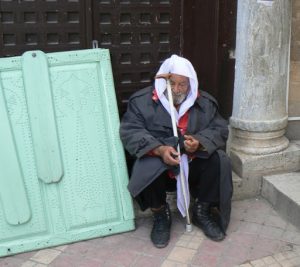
[{"xmin": 120, "ymin": 86, "xmax": 232, "ymax": 231}]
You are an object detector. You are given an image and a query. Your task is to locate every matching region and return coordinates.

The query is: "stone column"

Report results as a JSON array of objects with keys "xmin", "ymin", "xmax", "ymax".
[{"xmin": 230, "ymin": 0, "xmax": 291, "ymax": 155}]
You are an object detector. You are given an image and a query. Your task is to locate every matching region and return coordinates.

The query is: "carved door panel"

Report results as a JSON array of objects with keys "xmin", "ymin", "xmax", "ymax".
[
  {"xmin": 0, "ymin": 0, "xmax": 91, "ymax": 57},
  {"xmin": 91, "ymin": 0, "xmax": 182, "ymax": 115},
  {"xmin": 0, "ymin": 0, "xmax": 236, "ymax": 117},
  {"xmin": 0, "ymin": 49, "xmax": 134, "ymax": 257}
]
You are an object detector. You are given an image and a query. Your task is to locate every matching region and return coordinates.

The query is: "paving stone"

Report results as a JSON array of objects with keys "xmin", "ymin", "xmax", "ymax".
[
  {"xmin": 224, "ymin": 243, "xmax": 250, "ymax": 263},
  {"xmin": 30, "ymin": 249, "xmax": 61, "ymax": 265},
  {"xmin": 21, "ymin": 261, "xmax": 37, "ymax": 267},
  {"xmin": 190, "ymin": 227, "xmax": 206, "ymax": 238},
  {"xmin": 273, "ymin": 252, "xmax": 286, "ymax": 262},
  {"xmin": 281, "ymin": 230, "xmax": 300, "ymax": 245},
  {"xmin": 2, "ymin": 197, "xmax": 300, "ymax": 267},
  {"xmin": 133, "ymin": 255, "xmax": 164, "ymax": 267},
  {"xmin": 63, "ymin": 241, "xmax": 97, "ymax": 256},
  {"xmin": 129, "ymin": 224, "xmax": 152, "ymax": 240},
  {"xmin": 239, "ymin": 263, "xmax": 252, "ymax": 267},
  {"xmin": 294, "ymin": 245, "xmax": 300, "ymax": 255},
  {"xmin": 0, "ymin": 257, "xmax": 26, "ymax": 267},
  {"xmin": 248, "ymin": 247, "xmax": 273, "ymax": 261},
  {"xmin": 49, "ymin": 253, "xmax": 84, "ymax": 267},
  {"xmin": 216, "ymin": 256, "xmax": 244, "ymax": 267},
  {"xmin": 14, "ymin": 251, "xmax": 37, "ymax": 261},
  {"xmin": 277, "ymin": 259, "xmax": 295, "ymax": 267},
  {"xmin": 259, "ymin": 225, "xmax": 285, "ymax": 239},
  {"xmin": 237, "ymin": 221, "xmax": 263, "ymax": 235},
  {"xmin": 250, "ymin": 259, "xmax": 265, "ymax": 266},
  {"xmin": 252, "ymin": 237, "xmax": 283, "ymax": 254},
  {"xmin": 226, "ymin": 231, "xmax": 256, "ymax": 247},
  {"xmin": 118, "ymin": 236, "xmax": 148, "ymax": 252},
  {"xmin": 83, "ymin": 244, "xmax": 114, "ymax": 262},
  {"xmin": 261, "ymin": 255, "xmax": 276, "ymax": 264},
  {"xmin": 289, "ymin": 256, "xmax": 300, "ymax": 266},
  {"xmin": 264, "ymin": 214, "xmax": 288, "ymax": 229},
  {"xmin": 53, "ymin": 245, "xmax": 68, "ymax": 252},
  {"xmin": 161, "ymin": 260, "xmax": 188, "ymax": 267},
  {"xmin": 243, "ymin": 210, "xmax": 267, "ymax": 225},
  {"xmin": 167, "ymin": 246, "xmax": 196, "ymax": 264},
  {"xmin": 281, "ymin": 250, "xmax": 299, "ymax": 259},
  {"xmin": 175, "ymin": 233, "xmax": 204, "ymax": 249},
  {"xmin": 191, "ymin": 251, "xmax": 219, "ymax": 267},
  {"xmin": 197, "ymin": 239, "xmax": 226, "ymax": 257},
  {"xmin": 101, "ymin": 233, "xmax": 127, "ymax": 247},
  {"xmin": 286, "ymin": 223, "xmax": 300, "ymax": 232},
  {"xmin": 106, "ymin": 248, "xmax": 140, "ymax": 267},
  {"xmin": 266, "ymin": 263, "xmax": 281, "ymax": 267}
]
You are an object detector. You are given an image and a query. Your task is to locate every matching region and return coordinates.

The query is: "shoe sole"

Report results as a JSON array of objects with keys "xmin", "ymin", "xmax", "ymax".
[
  {"xmin": 153, "ymin": 242, "xmax": 169, "ymax": 248},
  {"xmin": 192, "ymin": 218, "xmax": 225, "ymax": 241}
]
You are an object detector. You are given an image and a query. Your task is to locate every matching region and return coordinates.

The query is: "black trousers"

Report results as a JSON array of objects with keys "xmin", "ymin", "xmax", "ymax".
[{"xmin": 140, "ymin": 152, "xmax": 221, "ymax": 209}]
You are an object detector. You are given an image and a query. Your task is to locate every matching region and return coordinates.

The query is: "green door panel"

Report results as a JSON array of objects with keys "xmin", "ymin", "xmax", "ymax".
[
  {"xmin": 22, "ymin": 51, "xmax": 63, "ymax": 184},
  {"xmin": 0, "ymin": 78, "xmax": 31, "ymax": 226},
  {"xmin": 0, "ymin": 49, "xmax": 135, "ymax": 257}
]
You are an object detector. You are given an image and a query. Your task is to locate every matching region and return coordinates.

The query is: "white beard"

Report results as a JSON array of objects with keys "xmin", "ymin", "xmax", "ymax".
[{"xmin": 164, "ymin": 90, "xmax": 187, "ymax": 105}]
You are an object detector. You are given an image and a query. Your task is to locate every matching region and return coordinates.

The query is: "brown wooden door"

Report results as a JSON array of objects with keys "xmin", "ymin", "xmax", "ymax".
[
  {"xmin": 0, "ymin": 0, "xmax": 236, "ymax": 118},
  {"xmin": 91, "ymin": 0, "xmax": 182, "ymax": 115},
  {"xmin": 182, "ymin": 0, "xmax": 237, "ymax": 119},
  {"xmin": 0, "ymin": 0, "xmax": 91, "ymax": 57}
]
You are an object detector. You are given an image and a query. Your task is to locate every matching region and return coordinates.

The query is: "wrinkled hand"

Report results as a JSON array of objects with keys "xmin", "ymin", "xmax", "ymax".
[
  {"xmin": 153, "ymin": 145, "xmax": 180, "ymax": 166},
  {"xmin": 184, "ymin": 135, "xmax": 199, "ymax": 153}
]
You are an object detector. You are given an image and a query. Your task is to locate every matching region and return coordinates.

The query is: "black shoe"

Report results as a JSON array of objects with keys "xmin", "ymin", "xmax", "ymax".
[
  {"xmin": 150, "ymin": 204, "xmax": 172, "ymax": 248},
  {"xmin": 192, "ymin": 201, "xmax": 225, "ymax": 241}
]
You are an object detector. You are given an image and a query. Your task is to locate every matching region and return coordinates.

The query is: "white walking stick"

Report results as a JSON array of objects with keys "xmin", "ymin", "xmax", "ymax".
[{"xmin": 156, "ymin": 75, "xmax": 192, "ymax": 232}]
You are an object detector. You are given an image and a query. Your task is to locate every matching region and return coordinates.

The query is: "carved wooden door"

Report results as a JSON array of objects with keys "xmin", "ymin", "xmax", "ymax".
[{"xmin": 0, "ymin": 0, "xmax": 236, "ymax": 117}]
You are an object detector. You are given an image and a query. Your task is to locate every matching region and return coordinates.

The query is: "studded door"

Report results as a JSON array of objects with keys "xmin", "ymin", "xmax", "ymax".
[
  {"xmin": 0, "ymin": 0, "xmax": 236, "ymax": 117},
  {"xmin": 92, "ymin": 0, "xmax": 182, "ymax": 114},
  {"xmin": 0, "ymin": 0, "xmax": 91, "ymax": 57},
  {"xmin": 0, "ymin": 0, "xmax": 181, "ymax": 114}
]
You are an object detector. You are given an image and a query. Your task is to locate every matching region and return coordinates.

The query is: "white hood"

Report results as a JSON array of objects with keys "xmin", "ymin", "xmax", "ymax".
[{"xmin": 154, "ymin": 54, "xmax": 199, "ymax": 121}]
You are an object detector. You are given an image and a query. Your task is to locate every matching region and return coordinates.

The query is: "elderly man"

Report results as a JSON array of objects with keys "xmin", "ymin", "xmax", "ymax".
[{"xmin": 120, "ymin": 55, "xmax": 232, "ymax": 248}]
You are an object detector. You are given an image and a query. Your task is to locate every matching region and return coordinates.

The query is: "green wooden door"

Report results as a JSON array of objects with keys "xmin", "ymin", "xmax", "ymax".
[{"xmin": 0, "ymin": 48, "xmax": 134, "ymax": 257}]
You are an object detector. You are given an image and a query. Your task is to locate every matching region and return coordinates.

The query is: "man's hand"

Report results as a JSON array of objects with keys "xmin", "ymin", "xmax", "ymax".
[
  {"xmin": 184, "ymin": 135, "xmax": 200, "ymax": 153},
  {"xmin": 152, "ymin": 145, "xmax": 180, "ymax": 166}
]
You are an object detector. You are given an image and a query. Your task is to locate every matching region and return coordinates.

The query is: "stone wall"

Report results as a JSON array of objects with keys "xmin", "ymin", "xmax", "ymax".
[{"xmin": 287, "ymin": 0, "xmax": 300, "ymax": 139}]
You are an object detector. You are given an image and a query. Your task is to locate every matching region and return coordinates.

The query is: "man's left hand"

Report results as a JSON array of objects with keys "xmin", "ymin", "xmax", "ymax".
[{"xmin": 183, "ymin": 135, "xmax": 199, "ymax": 153}]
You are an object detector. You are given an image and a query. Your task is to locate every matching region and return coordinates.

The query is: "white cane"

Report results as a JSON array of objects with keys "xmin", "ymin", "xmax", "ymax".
[{"xmin": 157, "ymin": 76, "xmax": 192, "ymax": 232}]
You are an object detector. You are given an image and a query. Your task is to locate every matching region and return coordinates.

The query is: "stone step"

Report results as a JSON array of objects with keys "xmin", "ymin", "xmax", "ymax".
[{"xmin": 262, "ymin": 171, "xmax": 300, "ymax": 230}]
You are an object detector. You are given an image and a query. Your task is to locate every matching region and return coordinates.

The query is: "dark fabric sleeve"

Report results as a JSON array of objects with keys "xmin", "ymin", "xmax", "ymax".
[
  {"xmin": 120, "ymin": 98, "xmax": 162, "ymax": 158},
  {"xmin": 193, "ymin": 103, "xmax": 229, "ymax": 157}
]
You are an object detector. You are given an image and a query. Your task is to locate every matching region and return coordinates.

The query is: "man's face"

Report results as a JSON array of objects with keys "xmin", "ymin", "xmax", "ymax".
[{"xmin": 169, "ymin": 74, "xmax": 190, "ymax": 105}]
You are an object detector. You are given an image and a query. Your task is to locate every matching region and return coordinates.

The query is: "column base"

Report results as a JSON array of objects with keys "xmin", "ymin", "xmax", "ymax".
[
  {"xmin": 230, "ymin": 128, "xmax": 289, "ymax": 155},
  {"xmin": 230, "ymin": 141, "xmax": 300, "ymax": 199}
]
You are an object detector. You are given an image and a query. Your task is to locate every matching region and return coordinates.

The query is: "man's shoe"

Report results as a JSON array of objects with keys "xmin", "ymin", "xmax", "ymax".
[
  {"xmin": 192, "ymin": 201, "xmax": 225, "ymax": 241},
  {"xmin": 150, "ymin": 204, "xmax": 172, "ymax": 248}
]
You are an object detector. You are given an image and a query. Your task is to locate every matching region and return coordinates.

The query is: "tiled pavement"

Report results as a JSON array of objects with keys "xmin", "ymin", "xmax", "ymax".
[{"xmin": 1, "ymin": 197, "xmax": 300, "ymax": 267}]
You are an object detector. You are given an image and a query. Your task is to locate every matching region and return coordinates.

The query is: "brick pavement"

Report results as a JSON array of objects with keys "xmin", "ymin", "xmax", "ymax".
[{"xmin": 1, "ymin": 197, "xmax": 300, "ymax": 267}]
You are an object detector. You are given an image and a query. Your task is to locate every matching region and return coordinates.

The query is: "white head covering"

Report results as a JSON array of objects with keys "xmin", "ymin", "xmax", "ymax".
[{"xmin": 154, "ymin": 54, "xmax": 198, "ymax": 121}]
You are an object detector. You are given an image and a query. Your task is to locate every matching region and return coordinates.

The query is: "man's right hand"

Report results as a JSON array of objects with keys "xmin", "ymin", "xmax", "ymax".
[{"xmin": 152, "ymin": 146, "xmax": 180, "ymax": 166}]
